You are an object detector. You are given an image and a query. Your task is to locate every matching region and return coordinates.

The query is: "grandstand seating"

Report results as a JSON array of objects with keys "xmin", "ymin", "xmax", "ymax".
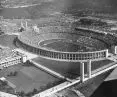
[
  {"xmin": 75, "ymin": 28, "xmax": 117, "ymax": 47},
  {"xmin": 18, "ymin": 26, "xmax": 111, "ymax": 49},
  {"xmin": 16, "ymin": 38, "xmax": 108, "ymax": 61},
  {"xmin": 16, "ymin": 23, "xmax": 117, "ymax": 61},
  {"xmin": 19, "ymin": 30, "xmax": 107, "ymax": 52},
  {"xmin": 0, "ymin": 48, "xmax": 18, "ymax": 61}
]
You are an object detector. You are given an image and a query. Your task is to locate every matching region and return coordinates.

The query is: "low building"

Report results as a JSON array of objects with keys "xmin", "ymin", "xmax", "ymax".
[{"xmin": 0, "ymin": 49, "xmax": 27, "ymax": 69}]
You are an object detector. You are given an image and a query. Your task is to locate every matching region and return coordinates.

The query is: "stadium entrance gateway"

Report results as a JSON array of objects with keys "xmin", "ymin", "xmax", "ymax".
[
  {"xmin": 78, "ymin": 49, "xmax": 109, "ymax": 82},
  {"xmin": 80, "ymin": 60, "xmax": 91, "ymax": 82}
]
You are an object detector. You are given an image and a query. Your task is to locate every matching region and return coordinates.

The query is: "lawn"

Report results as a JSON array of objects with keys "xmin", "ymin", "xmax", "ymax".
[
  {"xmin": 0, "ymin": 62, "xmax": 62, "ymax": 94},
  {"xmin": 33, "ymin": 57, "xmax": 113, "ymax": 79}
]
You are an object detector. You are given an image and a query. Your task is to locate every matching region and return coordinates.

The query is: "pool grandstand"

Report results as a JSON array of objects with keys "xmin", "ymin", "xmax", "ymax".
[
  {"xmin": 0, "ymin": 47, "xmax": 27, "ymax": 69},
  {"xmin": 0, "ymin": 48, "xmax": 16, "ymax": 60}
]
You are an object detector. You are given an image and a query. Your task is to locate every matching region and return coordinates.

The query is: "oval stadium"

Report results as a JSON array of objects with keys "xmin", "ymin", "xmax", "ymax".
[{"xmin": 15, "ymin": 24, "xmax": 117, "ymax": 62}]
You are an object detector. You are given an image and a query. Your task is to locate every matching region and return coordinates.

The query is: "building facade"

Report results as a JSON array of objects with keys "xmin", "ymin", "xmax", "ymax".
[{"xmin": 0, "ymin": 50, "xmax": 27, "ymax": 69}]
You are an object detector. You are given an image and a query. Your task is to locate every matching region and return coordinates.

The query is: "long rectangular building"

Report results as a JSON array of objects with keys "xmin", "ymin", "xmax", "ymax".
[{"xmin": 0, "ymin": 49, "xmax": 27, "ymax": 69}]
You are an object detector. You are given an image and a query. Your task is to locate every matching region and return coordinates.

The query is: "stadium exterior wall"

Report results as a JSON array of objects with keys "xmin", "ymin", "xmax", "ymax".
[
  {"xmin": 111, "ymin": 46, "xmax": 117, "ymax": 55},
  {"xmin": 15, "ymin": 37, "xmax": 108, "ymax": 62}
]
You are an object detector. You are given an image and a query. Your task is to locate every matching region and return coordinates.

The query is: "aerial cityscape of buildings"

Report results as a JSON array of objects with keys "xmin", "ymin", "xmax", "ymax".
[{"xmin": 1, "ymin": 0, "xmax": 117, "ymax": 97}]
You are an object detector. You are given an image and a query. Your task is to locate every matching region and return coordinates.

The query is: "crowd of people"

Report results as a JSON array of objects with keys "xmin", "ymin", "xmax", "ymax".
[
  {"xmin": 76, "ymin": 17, "xmax": 117, "ymax": 35},
  {"xmin": 37, "ymin": 26, "xmax": 71, "ymax": 34},
  {"xmin": 76, "ymin": 26, "xmax": 117, "ymax": 48},
  {"xmin": 0, "ymin": 48, "xmax": 17, "ymax": 61},
  {"xmin": 19, "ymin": 22, "xmax": 113, "ymax": 51},
  {"xmin": 76, "ymin": 36, "xmax": 106, "ymax": 50}
]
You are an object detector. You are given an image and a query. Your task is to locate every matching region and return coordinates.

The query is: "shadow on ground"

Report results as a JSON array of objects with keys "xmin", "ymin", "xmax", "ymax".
[{"xmin": 91, "ymin": 79, "xmax": 117, "ymax": 97}]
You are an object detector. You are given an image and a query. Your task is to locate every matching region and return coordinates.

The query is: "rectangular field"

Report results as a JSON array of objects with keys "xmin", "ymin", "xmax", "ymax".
[
  {"xmin": 33, "ymin": 57, "xmax": 114, "ymax": 79},
  {"xmin": 0, "ymin": 62, "xmax": 63, "ymax": 94}
]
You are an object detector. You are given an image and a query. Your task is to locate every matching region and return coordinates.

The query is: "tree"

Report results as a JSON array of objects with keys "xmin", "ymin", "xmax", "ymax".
[
  {"xmin": 7, "ymin": 71, "xmax": 18, "ymax": 77},
  {"xmin": 19, "ymin": 91, "xmax": 25, "ymax": 97},
  {"xmin": 32, "ymin": 88, "xmax": 38, "ymax": 94},
  {"xmin": 14, "ymin": 71, "xmax": 18, "ymax": 76},
  {"xmin": 25, "ymin": 92, "xmax": 32, "ymax": 97},
  {"xmin": 2, "ymin": 81, "xmax": 8, "ymax": 86}
]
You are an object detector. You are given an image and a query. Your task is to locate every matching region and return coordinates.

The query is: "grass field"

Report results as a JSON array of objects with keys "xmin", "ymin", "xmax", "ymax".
[
  {"xmin": 33, "ymin": 57, "xmax": 113, "ymax": 79},
  {"xmin": 0, "ymin": 62, "xmax": 62, "ymax": 94},
  {"xmin": 41, "ymin": 39, "xmax": 94, "ymax": 52}
]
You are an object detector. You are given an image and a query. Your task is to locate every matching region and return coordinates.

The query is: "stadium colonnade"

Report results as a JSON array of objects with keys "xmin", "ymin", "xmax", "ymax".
[
  {"xmin": 16, "ymin": 37, "xmax": 108, "ymax": 62},
  {"xmin": 15, "ymin": 25, "xmax": 117, "ymax": 82},
  {"xmin": 16, "ymin": 36, "xmax": 109, "ymax": 82}
]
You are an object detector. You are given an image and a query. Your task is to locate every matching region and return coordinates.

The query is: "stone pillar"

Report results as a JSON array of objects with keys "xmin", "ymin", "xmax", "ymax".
[
  {"xmin": 25, "ymin": 21, "xmax": 28, "ymax": 30},
  {"xmin": 22, "ymin": 55, "xmax": 27, "ymax": 63},
  {"xmin": 106, "ymin": 49, "xmax": 109, "ymax": 58},
  {"xmin": 87, "ymin": 60, "xmax": 91, "ymax": 78},
  {"xmin": 80, "ymin": 62, "xmax": 85, "ymax": 82}
]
